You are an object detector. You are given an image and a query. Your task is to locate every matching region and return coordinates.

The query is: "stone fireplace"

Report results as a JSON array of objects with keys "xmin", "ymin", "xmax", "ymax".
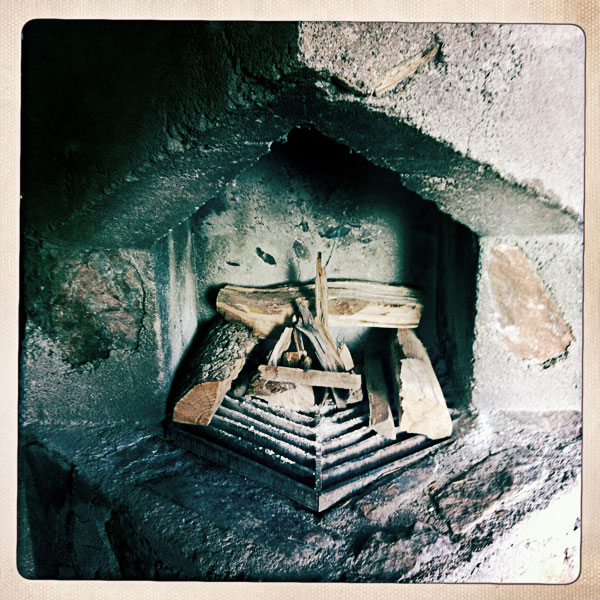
[{"xmin": 19, "ymin": 21, "xmax": 582, "ymax": 581}]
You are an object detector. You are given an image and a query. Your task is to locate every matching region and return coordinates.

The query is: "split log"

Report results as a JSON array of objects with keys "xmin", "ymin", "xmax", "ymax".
[
  {"xmin": 295, "ymin": 299, "xmax": 349, "ymax": 408},
  {"xmin": 293, "ymin": 327, "xmax": 304, "ymax": 352},
  {"xmin": 301, "ymin": 355, "xmax": 313, "ymax": 370},
  {"xmin": 389, "ymin": 329, "xmax": 452, "ymax": 440},
  {"xmin": 216, "ymin": 280, "xmax": 422, "ymax": 337},
  {"xmin": 281, "ymin": 350, "xmax": 308, "ymax": 367},
  {"xmin": 338, "ymin": 343, "xmax": 354, "ymax": 371},
  {"xmin": 172, "ymin": 319, "xmax": 258, "ymax": 426},
  {"xmin": 258, "ymin": 365, "xmax": 362, "ymax": 390},
  {"xmin": 246, "ymin": 374, "xmax": 315, "ymax": 411},
  {"xmin": 267, "ymin": 326, "xmax": 293, "ymax": 366},
  {"xmin": 295, "ymin": 300, "xmax": 346, "ymax": 372},
  {"xmin": 315, "ymin": 253, "xmax": 329, "ymax": 327},
  {"xmin": 364, "ymin": 354, "xmax": 396, "ymax": 440}
]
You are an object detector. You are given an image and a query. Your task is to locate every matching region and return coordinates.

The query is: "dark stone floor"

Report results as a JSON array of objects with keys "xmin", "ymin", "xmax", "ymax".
[{"xmin": 17, "ymin": 408, "xmax": 581, "ymax": 582}]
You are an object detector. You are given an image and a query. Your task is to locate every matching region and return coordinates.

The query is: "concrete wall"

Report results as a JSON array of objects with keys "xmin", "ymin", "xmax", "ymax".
[
  {"xmin": 20, "ymin": 21, "xmax": 302, "ymax": 424},
  {"xmin": 21, "ymin": 20, "xmax": 301, "ymax": 248},
  {"xmin": 183, "ymin": 126, "xmax": 478, "ymax": 402},
  {"xmin": 18, "ymin": 21, "xmax": 583, "ymax": 583},
  {"xmin": 153, "ymin": 222, "xmax": 199, "ymax": 386},
  {"xmin": 472, "ymin": 234, "xmax": 582, "ymax": 413},
  {"xmin": 20, "ymin": 245, "xmax": 166, "ymax": 425}
]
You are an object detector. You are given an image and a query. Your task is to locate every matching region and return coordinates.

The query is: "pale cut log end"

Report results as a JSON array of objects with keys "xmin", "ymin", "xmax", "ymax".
[
  {"xmin": 398, "ymin": 391, "xmax": 453, "ymax": 440},
  {"xmin": 173, "ymin": 353, "xmax": 248, "ymax": 426},
  {"xmin": 173, "ymin": 381, "xmax": 225, "ymax": 426}
]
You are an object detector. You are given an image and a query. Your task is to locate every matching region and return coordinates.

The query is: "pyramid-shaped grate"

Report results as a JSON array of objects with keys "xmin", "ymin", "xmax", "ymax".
[{"xmin": 169, "ymin": 395, "xmax": 460, "ymax": 512}]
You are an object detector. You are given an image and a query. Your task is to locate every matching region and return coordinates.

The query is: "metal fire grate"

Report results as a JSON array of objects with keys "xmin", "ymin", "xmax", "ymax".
[{"xmin": 168, "ymin": 395, "xmax": 460, "ymax": 511}]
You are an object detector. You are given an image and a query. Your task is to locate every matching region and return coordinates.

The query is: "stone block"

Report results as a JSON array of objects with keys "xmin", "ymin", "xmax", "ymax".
[
  {"xmin": 489, "ymin": 243, "xmax": 573, "ymax": 363},
  {"xmin": 25, "ymin": 246, "xmax": 144, "ymax": 366}
]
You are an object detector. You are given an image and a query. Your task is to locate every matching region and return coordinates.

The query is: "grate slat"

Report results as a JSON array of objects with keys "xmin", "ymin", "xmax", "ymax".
[
  {"xmin": 179, "ymin": 422, "xmax": 316, "ymax": 484},
  {"xmin": 218, "ymin": 405, "xmax": 317, "ymax": 454},
  {"xmin": 222, "ymin": 396, "xmax": 317, "ymax": 440},
  {"xmin": 211, "ymin": 414, "xmax": 316, "ymax": 469},
  {"xmin": 172, "ymin": 394, "xmax": 461, "ymax": 511},
  {"xmin": 320, "ymin": 434, "xmax": 434, "ymax": 489}
]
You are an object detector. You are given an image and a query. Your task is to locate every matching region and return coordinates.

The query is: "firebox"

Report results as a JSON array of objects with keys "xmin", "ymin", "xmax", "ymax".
[{"xmin": 163, "ymin": 125, "xmax": 479, "ymax": 510}]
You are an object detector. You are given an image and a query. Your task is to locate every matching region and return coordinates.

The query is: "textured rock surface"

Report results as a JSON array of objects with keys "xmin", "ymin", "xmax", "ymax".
[
  {"xmin": 21, "ymin": 21, "xmax": 302, "ymax": 248},
  {"xmin": 19, "ymin": 248, "xmax": 166, "ymax": 425},
  {"xmin": 489, "ymin": 243, "xmax": 573, "ymax": 362},
  {"xmin": 24, "ymin": 245, "xmax": 145, "ymax": 365},
  {"xmin": 448, "ymin": 478, "xmax": 581, "ymax": 583},
  {"xmin": 472, "ymin": 235, "xmax": 582, "ymax": 414},
  {"xmin": 298, "ymin": 22, "xmax": 584, "ymax": 217},
  {"xmin": 21, "ymin": 22, "xmax": 582, "ymax": 249},
  {"xmin": 17, "ymin": 409, "xmax": 580, "ymax": 581},
  {"xmin": 432, "ymin": 451, "xmax": 544, "ymax": 535}
]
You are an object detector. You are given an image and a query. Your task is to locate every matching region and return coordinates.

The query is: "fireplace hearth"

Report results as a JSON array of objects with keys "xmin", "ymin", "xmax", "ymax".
[{"xmin": 19, "ymin": 21, "xmax": 582, "ymax": 582}]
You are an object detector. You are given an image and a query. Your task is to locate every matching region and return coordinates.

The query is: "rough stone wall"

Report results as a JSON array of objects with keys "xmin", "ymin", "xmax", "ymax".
[
  {"xmin": 20, "ymin": 21, "xmax": 304, "ymax": 425},
  {"xmin": 17, "ymin": 409, "xmax": 581, "ymax": 581},
  {"xmin": 190, "ymin": 127, "xmax": 444, "ymax": 346},
  {"xmin": 298, "ymin": 22, "xmax": 585, "ymax": 217},
  {"xmin": 21, "ymin": 20, "xmax": 302, "ymax": 248},
  {"xmin": 19, "ymin": 245, "xmax": 165, "ymax": 425},
  {"xmin": 292, "ymin": 23, "xmax": 583, "ymax": 416},
  {"xmin": 472, "ymin": 234, "xmax": 582, "ymax": 413},
  {"xmin": 20, "ymin": 20, "xmax": 583, "ymax": 421}
]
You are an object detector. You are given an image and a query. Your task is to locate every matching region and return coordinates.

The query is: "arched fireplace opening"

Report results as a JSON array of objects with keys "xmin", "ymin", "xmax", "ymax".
[{"xmin": 159, "ymin": 124, "xmax": 480, "ymax": 510}]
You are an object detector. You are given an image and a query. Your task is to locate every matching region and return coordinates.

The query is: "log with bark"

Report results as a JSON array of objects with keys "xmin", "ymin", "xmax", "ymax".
[
  {"xmin": 389, "ymin": 329, "xmax": 452, "ymax": 440},
  {"xmin": 216, "ymin": 280, "xmax": 422, "ymax": 337},
  {"xmin": 172, "ymin": 319, "xmax": 259, "ymax": 426}
]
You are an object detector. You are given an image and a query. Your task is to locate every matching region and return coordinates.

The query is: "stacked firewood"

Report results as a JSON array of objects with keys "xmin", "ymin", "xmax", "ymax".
[
  {"xmin": 172, "ymin": 255, "xmax": 452, "ymax": 441},
  {"xmin": 247, "ymin": 254, "xmax": 361, "ymax": 412}
]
